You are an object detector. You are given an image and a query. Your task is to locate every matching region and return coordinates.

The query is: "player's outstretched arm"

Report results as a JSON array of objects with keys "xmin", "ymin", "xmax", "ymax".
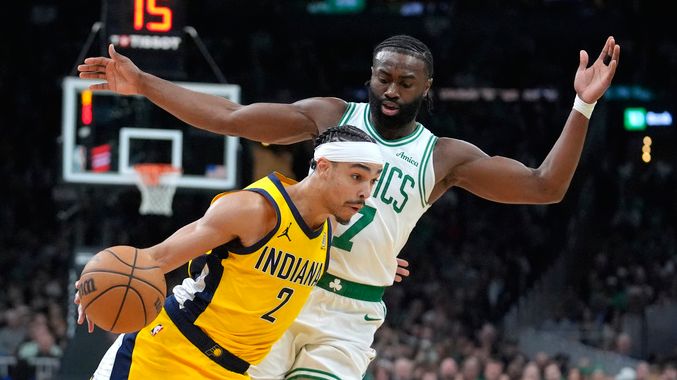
[
  {"xmin": 74, "ymin": 191, "xmax": 276, "ymax": 333},
  {"xmin": 140, "ymin": 191, "xmax": 277, "ymax": 273},
  {"xmin": 78, "ymin": 44, "xmax": 346, "ymax": 144},
  {"xmin": 433, "ymin": 37, "xmax": 620, "ymax": 205}
]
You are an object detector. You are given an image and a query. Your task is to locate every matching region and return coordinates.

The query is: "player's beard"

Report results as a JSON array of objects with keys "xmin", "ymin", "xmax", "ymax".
[
  {"xmin": 368, "ymin": 86, "xmax": 423, "ymax": 130},
  {"xmin": 336, "ymin": 215, "xmax": 352, "ymax": 225},
  {"xmin": 336, "ymin": 201, "xmax": 365, "ymax": 225}
]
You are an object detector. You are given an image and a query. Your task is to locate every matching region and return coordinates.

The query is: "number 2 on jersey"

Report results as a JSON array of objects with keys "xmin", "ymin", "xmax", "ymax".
[
  {"xmin": 331, "ymin": 205, "xmax": 376, "ymax": 252},
  {"xmin": 261, "ymin": 287, "xmax": 294, "ymax": 323}
]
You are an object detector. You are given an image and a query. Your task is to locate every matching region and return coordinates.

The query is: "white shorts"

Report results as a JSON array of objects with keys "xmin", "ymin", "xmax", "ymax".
[{"xmin": 248, "ymin": 286, "xmax": 386, "ymax": 380}]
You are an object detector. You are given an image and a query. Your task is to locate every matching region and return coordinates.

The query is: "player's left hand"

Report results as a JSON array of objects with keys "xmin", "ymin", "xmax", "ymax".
[
  {"xmin": 574, "ymin": 36, "xmax": 621, "ymax": 103},
  {"xmin": 394, "ymin": 258, "xmax": 410, "ymax": 283},
  {"xmin": 74, "ymin": 280, "xmax": 95, "ymax": 333}
]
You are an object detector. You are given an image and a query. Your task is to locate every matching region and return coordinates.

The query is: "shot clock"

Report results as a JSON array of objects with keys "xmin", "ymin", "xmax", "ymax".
[
  {"xmin": 61, "ymin": 1, "xmax": 241, "ymax": 190},
  {"xmin": 102, "ymin": 0, "xmax": 186, "ymax": 78}
]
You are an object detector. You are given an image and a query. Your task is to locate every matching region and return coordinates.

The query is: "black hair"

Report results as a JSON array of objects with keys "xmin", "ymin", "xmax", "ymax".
[
  {"xmin": 309, "ymin": 125, "xmax": 376, "ymax": 169},
  {"xmin": 372, "ymin": 35, "xmax": 434, "ymax": 111},
  {"xmin": 373, "ymin": 35, "xmax": 434, "ymax": 78}
]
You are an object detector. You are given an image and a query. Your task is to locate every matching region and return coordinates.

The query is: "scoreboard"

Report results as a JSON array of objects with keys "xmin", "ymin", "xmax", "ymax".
[{"xmin": 102, "ymin": 0, "xmax": 186, "ymax": 77}]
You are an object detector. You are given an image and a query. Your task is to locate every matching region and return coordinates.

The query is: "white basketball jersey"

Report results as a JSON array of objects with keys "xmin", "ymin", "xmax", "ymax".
[{"xmin": 330, "ymin": 102, "xmax": 438, "ymax": 286}]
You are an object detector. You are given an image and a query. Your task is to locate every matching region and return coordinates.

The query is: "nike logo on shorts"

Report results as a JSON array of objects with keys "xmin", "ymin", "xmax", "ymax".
[{"xmin": 364, "ymin": 314, "xmax": 381, "ymax": 321}]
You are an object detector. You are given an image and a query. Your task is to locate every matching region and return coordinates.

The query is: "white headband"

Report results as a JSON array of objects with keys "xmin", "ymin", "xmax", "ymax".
[{"xmin": 313, "ymin": 141, "xmax": 384, "ymax": 166}]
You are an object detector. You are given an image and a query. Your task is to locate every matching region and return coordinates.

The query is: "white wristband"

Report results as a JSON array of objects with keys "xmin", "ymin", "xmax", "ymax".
[{"xmin": 573, "ymin": 94, "xmax": 597, "ymax": 119}]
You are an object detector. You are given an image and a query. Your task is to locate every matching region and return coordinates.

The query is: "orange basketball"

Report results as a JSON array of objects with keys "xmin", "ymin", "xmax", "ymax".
[{"xmin": 78, "ymin": 245, "xmax": 166, "ymax": 334}]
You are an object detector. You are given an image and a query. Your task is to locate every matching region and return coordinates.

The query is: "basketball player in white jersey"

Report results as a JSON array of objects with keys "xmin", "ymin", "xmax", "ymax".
[{"xmin": 79, "ymin": 34, "xmax": 620, "ymax": 379}]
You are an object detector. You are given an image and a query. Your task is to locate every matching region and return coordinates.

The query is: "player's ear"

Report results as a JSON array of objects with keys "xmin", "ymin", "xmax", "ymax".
[
  {"xmin": 423, "ymin": 77, "xmax": 433, "ymax": 97},
  {"xmin": 315, "ymin": 157, "xmax": 331, "ymax": 177}
]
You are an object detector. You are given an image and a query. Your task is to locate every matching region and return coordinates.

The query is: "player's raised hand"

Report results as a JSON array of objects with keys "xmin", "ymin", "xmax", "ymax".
[
  {"xmin": 77, "ymin": 44, "xmax": 142, "ymax": 95},
  {"xmin": 74, "ymin": 280, "xmax": 95, "ymax": 333},
  {"xmin": 574, "ymin": 36, "xmax": 621, "ymax": 103}
]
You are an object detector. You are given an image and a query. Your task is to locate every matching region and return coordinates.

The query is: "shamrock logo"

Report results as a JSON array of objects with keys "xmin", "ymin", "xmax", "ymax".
[{"xmin": 329, "ymin": 279, "xmax": 342, "ymax": 292}]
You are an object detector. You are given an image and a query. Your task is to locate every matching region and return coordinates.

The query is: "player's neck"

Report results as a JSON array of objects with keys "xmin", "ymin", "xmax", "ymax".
[{"xmin": 285, "ymin": 182, "xmax": 328, "ymax": 230}]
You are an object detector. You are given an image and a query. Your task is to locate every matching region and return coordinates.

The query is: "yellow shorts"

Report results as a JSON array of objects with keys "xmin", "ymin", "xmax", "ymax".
[{"xmin": 98, "ymin": 308, "xmax": 250, "ymax": 380}]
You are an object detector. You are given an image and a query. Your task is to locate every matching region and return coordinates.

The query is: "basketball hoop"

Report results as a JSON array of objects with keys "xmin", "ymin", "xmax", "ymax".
[{"xmin": 133, "ymin": 164, "xmax": 182, "ymax": 216}]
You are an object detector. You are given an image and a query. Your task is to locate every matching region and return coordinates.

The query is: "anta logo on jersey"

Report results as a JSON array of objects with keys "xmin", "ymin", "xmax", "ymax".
[{"xmin": 254, "ymin": 246, "xmax": 325, "ymax": 287}]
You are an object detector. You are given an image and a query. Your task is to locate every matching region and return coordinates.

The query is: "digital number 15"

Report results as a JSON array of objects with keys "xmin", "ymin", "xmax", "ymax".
[{"xmin": 134, "ymin": 0, "xmax": 173, "ymax": 32}]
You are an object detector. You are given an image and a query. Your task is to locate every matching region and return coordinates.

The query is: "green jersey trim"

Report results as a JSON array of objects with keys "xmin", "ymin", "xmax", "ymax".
[
  {"xmin": 362, "ymin": 104, "xmax": 424, "ymax": 146},
  {"xmin": 418, "ymin": 135, "xmax": 438, "ymax": 207},
  {"xmin": 286, "ymin": 368, "xmax": 341, "ymax": 380},
  {"xmin": 337, "ymin": 102, "xmax": 356, "ymax": 126},
  {"xmin": 316, "ymin": 272, "xmax": 385, "ymax": 302}
]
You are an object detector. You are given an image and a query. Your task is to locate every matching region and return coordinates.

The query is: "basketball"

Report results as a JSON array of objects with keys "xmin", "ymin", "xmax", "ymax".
[{"xmin": 78, "ymin": 245, "xmax": 167, "ymax": 334}]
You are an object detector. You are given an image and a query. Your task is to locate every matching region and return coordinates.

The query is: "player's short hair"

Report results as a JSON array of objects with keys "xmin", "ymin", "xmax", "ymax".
[
  {"xmin": 373, "ymin": 35, "xmax": 434, "ymax": 78},
  {"xmin": 310, "ymin": 125, "xmax": 377, "ymax": 169},
  {"xmin": 314, "ymin": 125, "xmax": 375, "ymax": 148}
]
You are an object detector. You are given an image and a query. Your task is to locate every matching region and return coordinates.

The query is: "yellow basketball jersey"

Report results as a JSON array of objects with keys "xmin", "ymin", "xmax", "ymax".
[{"xmin": 181, "ymin": 172, "xmax": 331, "ymax": 365}]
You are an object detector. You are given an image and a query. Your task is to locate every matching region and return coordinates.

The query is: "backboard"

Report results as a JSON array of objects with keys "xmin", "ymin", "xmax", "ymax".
[{"xmin": 61, "ymin": 77, "xmax": 240, "ymax": 190}]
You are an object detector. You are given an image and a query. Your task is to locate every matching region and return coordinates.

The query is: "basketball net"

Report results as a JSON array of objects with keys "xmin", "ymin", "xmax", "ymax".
[{"xmin": 133, "ymin": 164, "xmax": 182, "ymax": 216}]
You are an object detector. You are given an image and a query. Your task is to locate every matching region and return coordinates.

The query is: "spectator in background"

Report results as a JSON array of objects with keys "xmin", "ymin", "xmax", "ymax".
[
  {"xmin": 439, "ymin": 357, "xmax": 459, "ymax": 380},
  {"xmin": 421, "ymin": 368, "xmax": 440, "ymax": 380},
  {"xmin": 13, "ymin": 323, "xmax": 63, "ymax": 380},
  {"xmin": 463, "ymin": 356, "xmax": 482, "ymax": 380},
  {"xmin": 635, "ymin": 362, "xmax": 650, "ymax": 380},
  {"xmin": 394, "ymin": 357, "xmax": 415, "ymax": 380},
  {"xmin": 370, "ymin": 359, "xmax": 394, "ymax": 380},
  {"xmin": 535, "ymin": 353, "xmax": 550, "ymax": 373},
  {"xmin": 567, "ymin": 367, "xmax": 583, "ymax": 380},
  {"xmin": 484, "ymin": 358, "xmax": 505, "ymax": 380},
  {"xmin": 615, "ymin": 367, "xmax": 637, "ymax": 380},
  {"xmin": 544, "ymin": 362, "xmax": 563, "ymax": 380},
  {"xmin": 0, "ymin": 307, "xmax": 28, "ymax": 356},
  {"xmin": 477, "ymin": 323, "xmax": 499, "ymax": 359},
  {"xmin": 522, "ymin": 362, "xmax": 542, "ymax": 380},
  {"xmin": 46, "ymin": 301, "xmax": 67, "ymax": 349},
  {"xmin": 614, "ymin": 332, "xmax": 633, "ymax": 357},
  {"xmin": 506, "ymin": 355, "xmax": 528, "ymax": 380},
  {"xmin": 591, "ymin": 367, "xmax": 607, "ymax": 380},
  {"xmin": 16, "ymin": 324, "xmax": 62, "ymax": 361}
]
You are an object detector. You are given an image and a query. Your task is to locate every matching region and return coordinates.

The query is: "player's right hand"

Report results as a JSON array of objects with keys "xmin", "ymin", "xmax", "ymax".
[
  {"xmin": 74, "ymin": 280, "xmax": 95, "ymax": 333},
  {"xmin": 77, "ymin": 44, "xmax": 142, "ymax": 95}
]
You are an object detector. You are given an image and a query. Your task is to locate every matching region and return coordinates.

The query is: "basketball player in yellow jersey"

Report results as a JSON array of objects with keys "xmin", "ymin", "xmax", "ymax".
[{"xmin": 74, "ymin": 125, "xmax": 384, "ymax": 379}]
